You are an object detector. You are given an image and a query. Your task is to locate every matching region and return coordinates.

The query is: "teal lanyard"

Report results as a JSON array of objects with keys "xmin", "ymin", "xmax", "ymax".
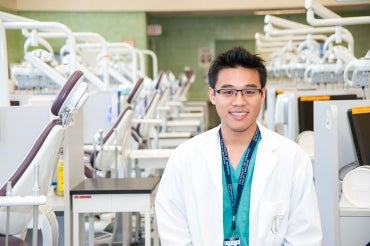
[{"xmin": 219, "ymin": 127, "xmax": 260, "ymax": 237}]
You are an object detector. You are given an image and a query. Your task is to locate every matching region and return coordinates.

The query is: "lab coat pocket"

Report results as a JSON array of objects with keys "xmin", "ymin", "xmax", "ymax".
[{"xmin": 257, "ymin": 200, "xmax": 289, "ymax": 244}]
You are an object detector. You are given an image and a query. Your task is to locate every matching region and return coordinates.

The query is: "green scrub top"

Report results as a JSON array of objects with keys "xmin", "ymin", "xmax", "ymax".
[{"xmin": 222, "ymin": 136, "xmax": 261, "ymax": 246}]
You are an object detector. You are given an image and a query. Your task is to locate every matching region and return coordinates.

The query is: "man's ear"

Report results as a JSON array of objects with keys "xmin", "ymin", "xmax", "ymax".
[
  {"xmin": 261, "ymin": 87, "xmax": 267, "ymax": 99},
  {"xmin": 208, "ymin": 87, "xmax": 216, "ymax": 104}
]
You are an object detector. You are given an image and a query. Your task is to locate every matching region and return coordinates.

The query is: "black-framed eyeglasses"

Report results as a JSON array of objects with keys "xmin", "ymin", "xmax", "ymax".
[{"xmin": 214, "ymin": 88, "xmax": 262, "ymax": 97}]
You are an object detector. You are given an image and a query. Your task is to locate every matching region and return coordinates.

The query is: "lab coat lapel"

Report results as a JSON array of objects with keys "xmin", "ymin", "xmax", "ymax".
[
  {"xmin": 204, "ymin": 128, "xmax": 223, "ymax": 202},
  {"xmin": 250, "ymin": 126, "xmax": 278, "ymax": 222}
]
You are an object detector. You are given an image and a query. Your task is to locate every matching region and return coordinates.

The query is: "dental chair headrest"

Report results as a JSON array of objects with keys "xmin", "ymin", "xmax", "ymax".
[
  {"xmin": 51, "ymin": 70, "xmax": 88, "ymax": 117},
  {"xmin": 341, "ymin": 166, "xmax": 370, "ymax": 208}
]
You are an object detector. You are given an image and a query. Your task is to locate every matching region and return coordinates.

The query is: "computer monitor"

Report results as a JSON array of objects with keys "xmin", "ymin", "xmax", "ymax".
[
  {"xmin": 347, "ymin": 106, "xmax": 370, "ymax": 166},
  {"xmin": 298, "ymin": 94, "xmax": 358, "ymax": 133},
  {"xmin": 10, "ymin": 100, "xmax": 20, "ymax": 106}
]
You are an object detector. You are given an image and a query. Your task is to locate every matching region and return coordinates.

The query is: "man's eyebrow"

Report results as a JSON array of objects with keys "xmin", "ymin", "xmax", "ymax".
[
  {"xmin": 217, "ymin": 83, "xmax": 259, "ymax": 89},
  {"xmin": 245, "ymin": 84, "xmax": 258, "ymax": 88},
  {"xmin": 218, "ymin": 84, "xmax": 234, "ymax": 89}
]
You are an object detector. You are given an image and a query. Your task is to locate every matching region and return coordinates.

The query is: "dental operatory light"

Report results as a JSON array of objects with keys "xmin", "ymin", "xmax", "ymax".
[{"xmin": 343, "ymin": 52, "xmax": 370, "ymax": 98}]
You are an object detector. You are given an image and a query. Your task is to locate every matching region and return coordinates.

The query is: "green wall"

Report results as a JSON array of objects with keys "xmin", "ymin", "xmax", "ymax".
[
  {"xmin": 147, "ymin": 11, "xmax": 370, "ymax": 102},
  {"xmin": 19, "ymin": 11, "xmax": 147, "ymax": 48},
  {"xmin": 148, "ymin": 14, "xmax": 265, "ymax": 101},
  {"xmin": 3, "ymin": 11, "xmax": 148, "ymax": 65}
]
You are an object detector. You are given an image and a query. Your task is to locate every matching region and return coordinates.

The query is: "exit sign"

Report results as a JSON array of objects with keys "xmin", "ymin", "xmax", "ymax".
[{"xmin": 147, "ymin": 24, "xmax": 162, "ymax": 36}]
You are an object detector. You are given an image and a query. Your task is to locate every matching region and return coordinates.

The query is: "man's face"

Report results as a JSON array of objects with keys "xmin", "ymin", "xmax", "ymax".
[{"xmin": 208, "ymin": 66, "xmax": 266, "ymax": 135}]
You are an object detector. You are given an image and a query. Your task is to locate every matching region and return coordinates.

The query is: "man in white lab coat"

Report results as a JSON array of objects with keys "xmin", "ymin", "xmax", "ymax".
[{"xmin": 155, "ymin": 47, "xmax": 322, "ymax": 245}]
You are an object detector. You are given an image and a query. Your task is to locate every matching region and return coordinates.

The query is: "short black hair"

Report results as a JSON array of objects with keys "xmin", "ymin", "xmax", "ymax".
[{"xmin": 208, "ymin": 46, "xmax": 267, "ymax": 89}]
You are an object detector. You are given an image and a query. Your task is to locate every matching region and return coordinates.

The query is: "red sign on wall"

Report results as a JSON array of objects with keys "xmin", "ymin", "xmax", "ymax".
[{"xmin": 147, "ymin": 24, "xmax": 162, "ymax": 36}]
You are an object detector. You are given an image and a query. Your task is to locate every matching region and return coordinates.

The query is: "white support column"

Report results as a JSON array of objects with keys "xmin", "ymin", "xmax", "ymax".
[
  {"xmin": 63, "ymin": 109, "xmax": 85, "ymax": 245},
  {"xmin": 0, "ymin": 19, "xmax": 10, "ymax": 106}
]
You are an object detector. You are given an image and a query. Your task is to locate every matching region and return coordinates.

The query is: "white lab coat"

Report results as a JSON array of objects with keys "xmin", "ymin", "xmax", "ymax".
[{"xmin": 155, "ymin": 122, "xmax": 322, "ymax": 246}]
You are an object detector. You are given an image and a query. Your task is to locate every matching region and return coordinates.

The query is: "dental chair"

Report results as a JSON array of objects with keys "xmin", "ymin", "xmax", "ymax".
[
  {"xmin": 165, "ymin": 68, "xmax": 207, "ymax": 133},
  {"xmin": 131, "ymin": 71, "xmax": 164, "ymax": 149},
  {"xmin": 85, "ymin": 77, "xmax": 145, "ymax": 178},
  {"xmin": 174, "ymin": 66, "xmax": 195, "ymax": 101},
  {"xmin": 81, "ymin": 78, "xmax": 144, "ymax": 245},
  {"xmin": 132, "ymin": 71, "xmax": 201, "ymax": 149},
  {"xmin": 0, "ymin": 70, "xmax": 87, "ymax": 246}
]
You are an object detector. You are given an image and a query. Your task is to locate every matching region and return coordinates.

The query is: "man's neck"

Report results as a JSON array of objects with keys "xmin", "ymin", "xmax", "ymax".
[
  {"xmin": 221, "ymin": 123, "xmax": 257, "ymax": 148},
  {"xmin": 220, "ymin": 123, "xmax": 258, "ymax": 168}
]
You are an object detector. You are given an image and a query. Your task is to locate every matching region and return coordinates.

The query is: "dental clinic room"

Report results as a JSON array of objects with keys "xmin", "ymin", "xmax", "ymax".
[{"xmin": 0, "ymin": 0, "xmax": 369, "ymax": 245}]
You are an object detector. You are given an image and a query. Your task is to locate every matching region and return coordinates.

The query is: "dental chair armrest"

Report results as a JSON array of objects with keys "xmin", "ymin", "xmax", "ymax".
[
  {"xmin": 166, "ymin": 101, "xmax": 183, "ymax": 107},
  {"xmin": 157, "ymin": 106, "xmax": 171, "ymax": 112},
  {"xmin": 178, "ymin": 112, "xmax": 204, "ymax": 118},
  {"xmin": 167, "ymin": 101, "xmax": 205, "ymax": 113},
  {"xmin": 128, "ymin": 148, "xmax": 173, "ymax": 160},
  {"xmin": 177, "ymin": 96, "xmax": 188, "ymax": 102},
  {"xmin": 184, "ymin": 101, "xmax": 207, "ymax": 106},
  {"xmin": 0, "ymin": 195, "xmax": 47, "ymax": 206},
  {"xmin": 182, "ymin": 106, "xmax": 205, "ymax": 112},
  {"xmin": 132, "ymin": 118, "xmax": 163, "ymax": 125},
  {"xmin": 166, "ymin": 119, "xmax": 201, "ymax": 127},
  {"xmin": 83, "ymin": 145, "xmax": 123, "ymax": 153}
]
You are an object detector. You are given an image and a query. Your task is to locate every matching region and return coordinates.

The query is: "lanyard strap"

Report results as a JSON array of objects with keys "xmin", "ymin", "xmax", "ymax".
[{"xmin": 219, "ymin": 126, "xmax": 260, "ymax": 235}]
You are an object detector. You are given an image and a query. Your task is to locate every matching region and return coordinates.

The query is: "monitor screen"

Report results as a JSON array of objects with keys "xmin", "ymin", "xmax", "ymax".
[
  {"xmin": 347, "ymin": 106, "xmax": 370, "ymax": 166},
  {"xmin": 10, "ymin": 100, "xmax": 20, "ymax": 106},
  {"xmin": 298, "ymin": 94, "xmax": 358, "ymax": 133}
]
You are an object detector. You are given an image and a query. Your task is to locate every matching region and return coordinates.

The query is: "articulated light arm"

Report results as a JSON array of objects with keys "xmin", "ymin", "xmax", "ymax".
[
  {"xmin": 5, "ymin": 21, "xmax": 77, "ymax": 70},
  {"xmin": 140, "ymin": 49, "xmax": 158, "ymax": 80},
  {"xmin": 0, "ymin": 11, "xmax": 38, "ymax": 23},
  {"xmin": 264, "ymin": 23, "xmax": 353, "ymax": 40},
  {"xmin": 322, "ymin": 27, "xmax": 354, "ymax": 54},
  {"xmin": 107, "ymin": 42, "xmax": 138, "ymax": 82},
  {"xmin": 255, "ymin": 32, "xmax": 327, "ymax": 54},
  {"xmin": 305, "ymin": 0, "xmax": 341, "ymax": 19},
  {"xmin": 135, "ymin": 48, "xmax": 146, "ymax": 79},
  {"xmin": 264, "ymin": 15, "xmax": 312, "ymax": 29},
  {"xmin": 73, "ymin": 32, "xmax": 110, "ymax": 87},
  {"xmin": 256, "ymin": 32, "xmax": 327, "ymax": 44},
  {"xmin": 305, "ymin": 0, "xmax": 370, "ymax": 26}
]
